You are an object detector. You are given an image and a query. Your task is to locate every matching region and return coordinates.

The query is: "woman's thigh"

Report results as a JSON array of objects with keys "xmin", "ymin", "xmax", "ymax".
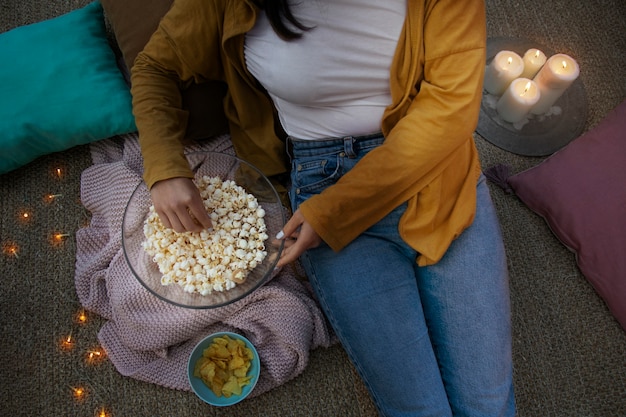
[
  {"xmin": 299, "ymin": 204, "xmax": 452, "ymax": 415},
  {"xmin": 415, "ymin": 175, "xmax": 516, "ymax": 416}
]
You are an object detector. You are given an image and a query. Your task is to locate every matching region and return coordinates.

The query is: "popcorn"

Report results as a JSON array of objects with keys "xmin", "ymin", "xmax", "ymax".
[{"xmin": 143, "ymin": 176, "xmax": 268, "ymax": 295}]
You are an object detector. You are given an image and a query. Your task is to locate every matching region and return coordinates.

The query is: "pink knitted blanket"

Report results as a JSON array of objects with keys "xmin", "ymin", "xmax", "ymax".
[{"xmin": 74, "ymin": 133, "xmax": 333, "ymax": 395}]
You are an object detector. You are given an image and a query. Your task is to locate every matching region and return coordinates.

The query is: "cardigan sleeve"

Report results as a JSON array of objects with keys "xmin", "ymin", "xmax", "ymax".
[
  {"xmin": 298, "ymin": 0, "xmax": 486, "ymax": 260},
  {"xmin": 130, "ymin": 0, "xmax": 224, "ymax": 189}
]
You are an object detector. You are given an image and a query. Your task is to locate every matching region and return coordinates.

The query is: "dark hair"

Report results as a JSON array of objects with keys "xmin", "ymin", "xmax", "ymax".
[{"xmin": 255, "ymin": 0, "xmax": 310, "ymax": 40}]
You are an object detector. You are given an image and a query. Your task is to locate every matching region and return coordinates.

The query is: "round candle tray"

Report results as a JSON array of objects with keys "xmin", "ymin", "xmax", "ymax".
[{"xmin": 476, "ymin": 37, "xmax": 588, "ymax": 156}]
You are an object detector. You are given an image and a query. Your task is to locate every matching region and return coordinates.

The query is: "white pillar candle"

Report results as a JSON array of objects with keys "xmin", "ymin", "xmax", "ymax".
[
  {"xmin": 530, "ymin": 53, "xmax": 580, "ymax": 115},
  {"xmin": 520, "ymin": 48, "xmax": 547, "ymax": 79},
  {"xmin": 484, "ymin": 50, "xmax": 525, "ymax": 95},
  {"xmin": 496, "ymin": 78, "xmax": 541, "ymax": 123}
]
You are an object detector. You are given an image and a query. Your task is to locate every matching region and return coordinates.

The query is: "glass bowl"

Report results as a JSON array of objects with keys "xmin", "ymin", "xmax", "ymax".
[{"xmin": 122, "ymin": 151, "xmax": 285, "ymax": 309}]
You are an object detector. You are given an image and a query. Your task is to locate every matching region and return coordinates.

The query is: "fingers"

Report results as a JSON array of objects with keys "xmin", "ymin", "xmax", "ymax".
[
  {"xmin": 150, "ymin": 177, "xmax": 213, "ymax": 233},
  {"xmin": 276, "ymin": 210, "xmax": 305, "ymax": 240},
  {"xmin": 276, "ymin": 243, "xmax": 302, "ymax": 267},
  {"xmin": 275, "ymin": 211, "xmax": 322, "ymax": 267},
  {"xmin": 186, "ymin": 199, "xmax": 214, "ymax": 231}
]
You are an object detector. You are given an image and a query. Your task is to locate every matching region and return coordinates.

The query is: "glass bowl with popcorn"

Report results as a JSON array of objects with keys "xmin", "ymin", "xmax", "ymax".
[{"xmin": 122, "ymin": 151, "xmax": 286, "ymax": 308}]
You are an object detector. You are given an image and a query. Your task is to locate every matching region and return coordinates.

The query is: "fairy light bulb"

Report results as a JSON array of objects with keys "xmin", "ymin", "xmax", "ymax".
[
  {"xmin": 96, "ymin": 407, "xmax": 111, "ymax": 417},
  {"xmin": 75, "ymin": 309, "xmax": 88, "ymax": 325},
  {"xmin": 86, "ymin": 346, "xmax": 107, "ymax": 364},
  {"xmin": 72, "ymin": 386, "xmax": 87, "ymax": 401},
  {"xmin": 60, "ymin": 332, "xmax": 75, "ymax": 351},
  {"xmin": 44, "ymin": 193, "xmax": 63, "ymax": 203},
  {"xmin": 3, "ymin": 242, "xmax": 20, "ymax": 258},
  {"xmin": 18, "ymin": 210, "xmax": 32, "ymax": 223},
  {"xmin": 50, "ymin": 232, "xmax": 71, "ymax": 247}
]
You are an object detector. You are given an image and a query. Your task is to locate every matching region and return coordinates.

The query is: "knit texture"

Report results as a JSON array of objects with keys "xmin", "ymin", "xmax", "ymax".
[{"xmin": 74, "ymin": 133, "xmax": 334, "ymax": 394}]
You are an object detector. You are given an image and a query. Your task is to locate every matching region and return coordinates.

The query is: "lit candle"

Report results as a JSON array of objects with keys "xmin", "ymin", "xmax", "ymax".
[
  {"xmin": 496, "ymin": 78, "xmax": 541, "ymax": 123},
  {"xmin": 520, "ymin": 48, "xmax": 547, "ymax": 79},
  {"xmin": 531, "ymin": 53, "xmax": 580, "ymax": 115},
  {"xmin": 484, "ymin": 50, "xmax": 525, "ymax": 95}
]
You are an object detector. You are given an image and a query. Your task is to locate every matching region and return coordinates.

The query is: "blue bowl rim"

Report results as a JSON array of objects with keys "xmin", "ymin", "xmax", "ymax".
[{"xmin": 187, "ymin": 331, "xmax": 260, "ymax": 406}]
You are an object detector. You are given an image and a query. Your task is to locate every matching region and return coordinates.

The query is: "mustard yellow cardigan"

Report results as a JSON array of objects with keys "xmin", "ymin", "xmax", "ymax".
[{"xmin": 131, "ymin": 0, "xmax": 487, "ymax": 266}]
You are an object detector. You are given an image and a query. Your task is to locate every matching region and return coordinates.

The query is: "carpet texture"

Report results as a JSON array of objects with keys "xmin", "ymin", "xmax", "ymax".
[{"xmin": 1, "ymin": 0, "xmax": 625, "ymax": 416}]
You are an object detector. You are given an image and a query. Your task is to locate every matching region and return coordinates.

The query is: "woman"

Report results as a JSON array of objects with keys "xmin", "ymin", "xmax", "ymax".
[{"xmin": 131, "ymin": 0, "xmax": 516, "ymax": 415}]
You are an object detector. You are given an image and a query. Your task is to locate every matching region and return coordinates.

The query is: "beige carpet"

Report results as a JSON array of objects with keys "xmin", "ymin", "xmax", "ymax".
[{"xmin": 1, "ymin": 0, "xmax": 625, "ymax": 416}]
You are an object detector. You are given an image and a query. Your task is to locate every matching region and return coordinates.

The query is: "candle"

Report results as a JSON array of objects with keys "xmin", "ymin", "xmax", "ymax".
[
  {"xmin": 520, "ymin": 48, "xmax": 547, "ymax": 79},
  {"xmin": 496, "ymin": 78, "xmax": 541, "ymax": 123},
  {"xmin": 484, "ymin": 50, "xmax": 525, "ymax": 95},
  {"xmin": 531, "ymin": 53, "xmax": 580, "ymax": 115}
]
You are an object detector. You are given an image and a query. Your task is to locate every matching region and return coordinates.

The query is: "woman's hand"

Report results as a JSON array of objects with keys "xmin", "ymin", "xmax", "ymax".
[
  {"xmin": 150, "ymin": 177, "xmax": 213, "ymax": 233},
  {"xmin": 275, "ymin": 209, "xmax": 322, "ymax": 267}
]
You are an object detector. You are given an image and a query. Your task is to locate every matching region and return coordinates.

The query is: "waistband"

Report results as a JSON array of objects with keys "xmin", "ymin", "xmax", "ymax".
[{"xmin": 287, "ymin": 132, "xmax": 384, "ymax": 158}]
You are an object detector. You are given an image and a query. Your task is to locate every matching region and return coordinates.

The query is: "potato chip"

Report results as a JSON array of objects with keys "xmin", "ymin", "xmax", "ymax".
[{"xmin": 193, "ymin": 335, "xmax": 255, "ymax": 397}]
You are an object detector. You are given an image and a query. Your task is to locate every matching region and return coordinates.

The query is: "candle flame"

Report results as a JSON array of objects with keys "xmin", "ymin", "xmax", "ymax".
[
  {"xmin": 534, "ymin": 50, "xmax": 541, "ymax": 58},
  {"xmin": 562, "ymin": 60, "xmax": 568, "ymax": 70},
  {"xmin": 506, "ymin": 57, "xmax": 513, "ymax": 65},
  {"xmin": 521, "ymin": 81, "xmax": 532, "ymax": 96}
]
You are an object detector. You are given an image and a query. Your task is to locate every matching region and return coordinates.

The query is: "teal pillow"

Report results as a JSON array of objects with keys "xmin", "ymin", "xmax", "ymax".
[{"xmin": 0, "ymin": 1, "xmax": 136, "ymax": 174}]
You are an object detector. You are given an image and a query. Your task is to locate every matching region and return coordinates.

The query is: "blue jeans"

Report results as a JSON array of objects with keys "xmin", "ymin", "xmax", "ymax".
[{"xmin": 288, "ymin": 135, "xmax": 516, "ymax": 417}]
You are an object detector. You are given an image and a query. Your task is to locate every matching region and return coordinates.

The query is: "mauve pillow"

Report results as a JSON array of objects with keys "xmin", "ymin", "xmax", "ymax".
[
  {"xmin": 507, "ymin": 99, "xmax": 626, "ymax": 330},
  {"xmin": 100, "ymin": 0, "xmax": 228, "ymax": 140}
]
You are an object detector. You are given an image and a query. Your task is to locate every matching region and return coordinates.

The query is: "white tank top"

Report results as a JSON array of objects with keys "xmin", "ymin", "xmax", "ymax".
[{"xmin": 244, "ymin": 0, "xmax": 406, "ymax": 139}]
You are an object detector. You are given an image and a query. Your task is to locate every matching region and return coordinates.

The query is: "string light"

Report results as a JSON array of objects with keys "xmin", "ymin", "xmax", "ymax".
[
  {"xmin": 95, "ymin": 406, "xmax": 111, "ymax": 417},
  {"xmin": 74, "ymin": 309, "xmax": 88, "ymax": 325},
  {"xmin": 50, "ymin": 232, "xmax": 71, "ymax": 247},
  {"xmin": 44, "ymin": 193, "xmax": 63, "ymax": 203},
  {"xmin": 17, "ymin": 209, "xmax": 33, "ymax": 224},
  {"xmin": 6, "ymin": 162, "xmax": 112, "ymax": 414},
  {"xmin": 71, "ymin": 385, "xmax": 88, "ymax": 402},
  {"xmin": 2, "ymin": 242, "xmax": 19, "ymax": 259},
  {"xmin": 60, "ymin": 331, "xmax": 75, "ymax": 351},
  {"xmin": 85, "ymin": 346, "xmax": 107, "ymax": 365}
]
